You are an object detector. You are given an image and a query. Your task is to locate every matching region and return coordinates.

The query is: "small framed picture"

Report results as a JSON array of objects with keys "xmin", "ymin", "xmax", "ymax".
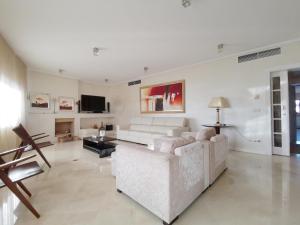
[
  {"xmin": 30, "ymin": 93, "xmax": 50, "ymax": 109},
  {"xmin": 58, "ymin": 97, "xmax": 75, "ymax": 112}
]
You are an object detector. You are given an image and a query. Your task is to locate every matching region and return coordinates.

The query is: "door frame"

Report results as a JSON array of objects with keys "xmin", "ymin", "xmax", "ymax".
[{"xmin": 267, "ymin": 63, "xmax": 300, "ymax": 156}]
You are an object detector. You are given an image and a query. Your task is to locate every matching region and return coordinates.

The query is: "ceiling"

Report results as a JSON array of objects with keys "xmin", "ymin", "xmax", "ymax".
[{"xmin": 1, "ymin": 0, "xmax": 300, "ymax": 84}]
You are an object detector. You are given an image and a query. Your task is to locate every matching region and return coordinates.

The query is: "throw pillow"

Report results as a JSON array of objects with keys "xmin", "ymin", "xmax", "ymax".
[
  {"xmin": 196, "ymin": 128, "xmax": 216, "ymax": 141},
  {"xmin": 160, "ymin": 136, "xmax": 195, "ymax": 154}
]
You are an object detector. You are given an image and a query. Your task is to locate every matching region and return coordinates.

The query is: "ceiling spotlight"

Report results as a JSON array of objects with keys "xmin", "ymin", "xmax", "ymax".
[
  {"xmin": 182, "ymin": 0, "xmax": 191, "ymax": 8},
  {"xmin": 93, "ymin": 47, "xmax": 104, "ymax": 56},
  {"xmin": 217, "ymin": 43, "xmax": 224, "ymax": 53}
]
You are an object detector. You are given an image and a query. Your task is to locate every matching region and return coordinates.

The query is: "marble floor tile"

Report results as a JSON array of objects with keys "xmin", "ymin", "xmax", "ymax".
[{"xmin": 1, "ymin": 141, "xmax": 300, "ymax": 225}]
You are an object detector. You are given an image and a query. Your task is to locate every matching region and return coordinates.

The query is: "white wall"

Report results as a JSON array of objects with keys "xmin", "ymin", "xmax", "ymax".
[
  {"xmin": 110, "ymin": 41, "xmax": 300, "ymax": 155},
  {"xmin": 79, "ymin": 81, "xmax": 111, "ymax": 103},
  {"xmin": 26, "ymin": 70, "xmax": 112, "ymax": 141},
  {"xmin": 27, "ymin": 70, "xmax": 79, "ymax": 114}
]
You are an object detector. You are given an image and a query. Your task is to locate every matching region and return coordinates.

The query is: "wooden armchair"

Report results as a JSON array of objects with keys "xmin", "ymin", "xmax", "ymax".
[
  {"xmin": 13, "ymin": 124, "xmax": 53, "ymax": 168},
  {"xmin": 0, "ymin": 146, "xmax": 44, "ymax": 218}
]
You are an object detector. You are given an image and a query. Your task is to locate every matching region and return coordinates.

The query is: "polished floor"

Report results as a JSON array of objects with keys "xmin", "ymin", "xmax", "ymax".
[{"xmin": 1, "ymin": 141, "xmax": 300, "ymax": 225}]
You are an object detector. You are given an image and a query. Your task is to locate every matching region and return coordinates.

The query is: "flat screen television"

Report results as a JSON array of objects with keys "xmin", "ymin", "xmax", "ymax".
[{"xmin": 81, "ymin": 95, "xmax": 105, "ymax": 113}]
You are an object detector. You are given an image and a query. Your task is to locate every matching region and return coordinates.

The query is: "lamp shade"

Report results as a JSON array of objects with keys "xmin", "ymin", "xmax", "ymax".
[{"xmin": 208, "ymin": 97, "xmax": 230, "ymax": 108}]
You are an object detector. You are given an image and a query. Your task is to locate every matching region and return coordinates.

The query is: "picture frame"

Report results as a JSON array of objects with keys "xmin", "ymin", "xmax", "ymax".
[
  {"xmin": 140, "ymin": 80, "xmax": 185, "ymax": 113},
  {"xmin": 58, "ymin": 97, "xmax": 75, "ymax": 112},
  {"xmin": 30, "ymin": 93, "xmax": 50, "ymax": 109}
]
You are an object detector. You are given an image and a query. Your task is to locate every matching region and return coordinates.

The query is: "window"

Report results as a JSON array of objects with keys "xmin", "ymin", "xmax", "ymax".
[{"xmin": 0, "ymin": 80, "xmax": 22, "ymax": 129}]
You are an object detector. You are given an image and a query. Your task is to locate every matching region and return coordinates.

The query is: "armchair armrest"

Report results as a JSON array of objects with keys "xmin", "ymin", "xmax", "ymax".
[
  {"xmin": 0, "ymin": 155, "xmax": 36, "ymax": 169},
  {"xmin": 115, "ymin": 145, "xmax": 177, "ymax": 222},
  {"xmin": 31, "ymin": 133, "xmax": 46, "ymax": 138},
  {"xmin": 32, "ymin": 135, "xmax": 49, "ymax": 141},
  {"xmin": 0, "ymin": 145, "xmax": 28, "ymax": 157},
  {"xmin": 181, "ymin": 132, "xmax": 197, "ymax": 139},
  {"xmin": 167, "ymin": 127, "xmax": 189, "ymax": 137}
]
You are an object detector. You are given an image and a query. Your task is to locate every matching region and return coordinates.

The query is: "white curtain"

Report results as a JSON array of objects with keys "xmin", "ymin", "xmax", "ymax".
[{"xmin": 0, "ymin": 35, "xmax": 27, "ymax": 151}]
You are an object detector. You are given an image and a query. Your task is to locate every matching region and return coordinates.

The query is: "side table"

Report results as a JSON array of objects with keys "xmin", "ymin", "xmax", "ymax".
[{"xmin": 202, "ymin": 124, "xmax": 233, "ymax": 134}]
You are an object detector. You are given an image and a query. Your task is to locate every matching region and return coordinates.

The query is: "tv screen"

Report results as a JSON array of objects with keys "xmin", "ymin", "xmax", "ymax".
[{"xmin": 81, "ymin": 95, "xmax": 105, "ymax": 113}]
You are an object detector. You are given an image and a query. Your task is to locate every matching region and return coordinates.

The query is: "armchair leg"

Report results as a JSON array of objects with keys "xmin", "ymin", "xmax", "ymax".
[
  {"xmin": 33, "ymin": 145, "xmax": 51, "ymax": 168},
  {"xmin": 0, "ymin": 174, "xmax": 40, "ymax": 218},
  {"xmin": 163, "ymin": 216, "xmax": 178, "ymax": 225},
  {"xmin": 17, "ymin": 181, "xmax": 32, "ymax": 197},
  {"xmin": 117, "ymin": 189, "xmax": 122, "ymax": 193}
]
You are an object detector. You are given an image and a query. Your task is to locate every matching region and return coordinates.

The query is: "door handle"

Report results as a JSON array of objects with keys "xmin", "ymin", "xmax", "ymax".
[{"xmin": 282, "ymin": 105, "xmax": 286, "ymax": 116}]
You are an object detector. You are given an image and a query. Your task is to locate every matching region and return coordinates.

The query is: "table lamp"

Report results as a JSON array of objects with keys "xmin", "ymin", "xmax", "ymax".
[{"xmin": 208, "ymin": 97, "xmax": 230, "ymax": 125}]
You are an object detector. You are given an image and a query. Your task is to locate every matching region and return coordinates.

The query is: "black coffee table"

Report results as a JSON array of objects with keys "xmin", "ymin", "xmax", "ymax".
[{"xmin": 83, "ymin": 136, "xmax": 117, "ymax": 158}]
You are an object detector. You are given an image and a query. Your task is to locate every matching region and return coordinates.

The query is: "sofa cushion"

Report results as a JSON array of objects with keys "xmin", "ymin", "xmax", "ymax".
[
  {"xmin": 130, "ymin": 124, "xmax": 179, "ymax": 135},
  {"xmin": 130, "ymin": 117, "xmax": 153, "ymax": 125},
  {"xmin": 196, "ymin": 128, "xmax": 216, "ymax": 141},
  {"xmin": 160, "ymin": 136, "xmax": 195, "ymax": 154},
  {"xmin": 151, "ymin": 117, "xmax": 186, "ymax": 127},
  {"xmin": 150, "ymin": 125, "xmax": 178, "ymax": 134},
  {"xmin": 152, "ymin": 117, "xmax": 167, "ymax": 126},
  {"xmin": 164, "ymin": 117, "xmax": 187, "ymax": 127},
  {"xmin": 130, "ymin": 124, "xmax": 153, "ymax": 132}
]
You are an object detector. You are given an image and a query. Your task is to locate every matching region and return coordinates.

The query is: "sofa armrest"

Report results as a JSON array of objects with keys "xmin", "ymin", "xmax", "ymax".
[
  {"xmin": 174, "ymin": 141, "xmax": 210, "ymax": 189},
  {"xmin": 167, "ymin": 127, "xmax": 189, "ymax": 137},
  {"xmin": 209, "ymin": 134, "xmax": 229, "ymax": 184},
  {"xmin": 115, "ymin": 145, "xmax": 177, "ymax": 222}
]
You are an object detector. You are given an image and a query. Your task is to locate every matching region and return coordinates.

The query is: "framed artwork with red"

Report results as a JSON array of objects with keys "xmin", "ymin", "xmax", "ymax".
[{"xmin": 140, "ymin": 80, "xmax": 185, "ymax": 113}]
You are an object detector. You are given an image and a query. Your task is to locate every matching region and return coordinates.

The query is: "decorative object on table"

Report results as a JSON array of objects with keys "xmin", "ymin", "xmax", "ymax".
[
  {"xmin": 140, "ymin": 80, "xmax": 185, "ymax": 113},
  {"xmin": 106, "ymin": 124, "xmax": 113, "ymax": 131},
  {"xmin": 99, "ymin": 122, "xmax": 106, "ymax": 139},
  {"xmin": 58, "ymin": 97, "xmax": 74, "ymax": 111},
  {"xmin": 30, "ymin": 93, "xmax": 50, "ymax": 109},
  {"xmin": 208, "ymin": 97, "xmax": 230, "ymax": 124}
]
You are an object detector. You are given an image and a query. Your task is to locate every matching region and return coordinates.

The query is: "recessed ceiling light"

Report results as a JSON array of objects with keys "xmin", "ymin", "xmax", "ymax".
[
  {"xmin": 217, "ymin": 43, "xmax": 224, "ymax": 53},
  {"xmin": 182, "ymin": 0, "xmax": 191, "ymax": 8}
]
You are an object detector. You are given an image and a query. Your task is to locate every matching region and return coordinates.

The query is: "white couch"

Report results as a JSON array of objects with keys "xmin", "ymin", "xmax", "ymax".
[
  {"xmin": 113, "ymin": 128, "xmax": 229, "ymax": 224},
  {"xmin": 116, "ymin": 117, "xmax": 189, "ymax": 145},
  {"xmin": 181, "ymin": 130, "xmax": 229, "ymax": 185}
]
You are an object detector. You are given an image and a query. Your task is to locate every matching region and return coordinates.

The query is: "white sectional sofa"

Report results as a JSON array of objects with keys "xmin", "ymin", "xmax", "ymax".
[
  {"xmin": 112, "ymin": 128, "xmax": 229, "ymax": 225},
  {"xmin": 116, "ymin": 117, "xmax": 189, "ymax": 145}
]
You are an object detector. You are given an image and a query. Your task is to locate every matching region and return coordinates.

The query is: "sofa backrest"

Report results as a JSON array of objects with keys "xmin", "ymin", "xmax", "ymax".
[
  {"xmin": 130, "ymin": 124, "xmax": 178, "ymax": 134},
  {"xmin": 130, "ymin": 117, "xmax": 153, "ymax": 125},
  {"xmin": 130, "ymin": 117, "xmax": 187, "ymax": 127}
]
